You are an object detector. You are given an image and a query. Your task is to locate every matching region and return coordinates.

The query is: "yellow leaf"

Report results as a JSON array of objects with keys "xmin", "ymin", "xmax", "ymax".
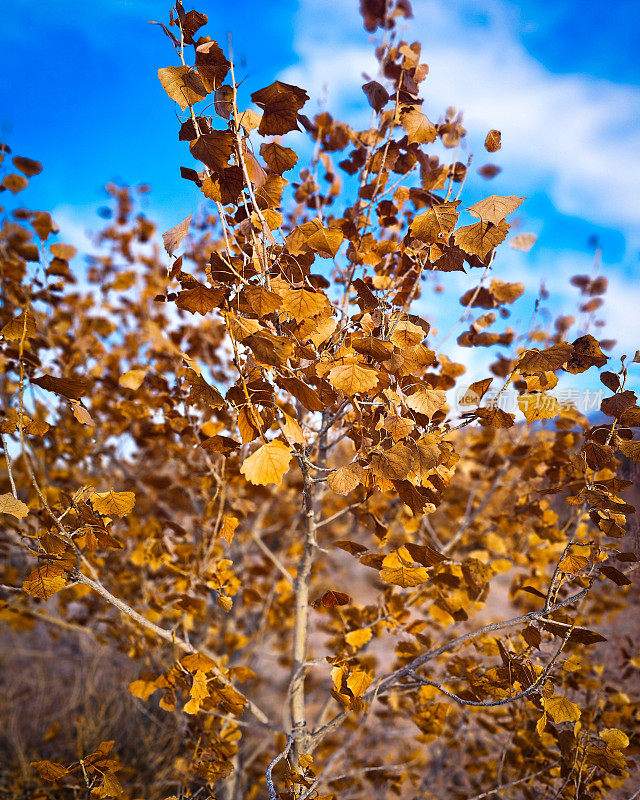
[
  {"xmin": 118, "ymin": 369, "xmax": 147, "ymax": 391},
  {"xmin": 517, "ymin": 393, "xmax": 561, "ymax": 423},
  {"xmin": 327, "ymin": 463, "xmax": 365, "ymax": 495},
  {"xmin": 237, "ymin": 108, "xmax": 262, "ymax": 133},
  {"xmin": 536, "ymin": 711, "xmax": 547, "ymax": 737},
  {"xmin": 328, "ymin": 361, "xmax": 378, "ymax": 395},
  {"xmin": 345, "ymin": 628, "xmax": 372, "ymax": 649},
  {"xmin": 280, "ymin": 287, "xmax": 331, "ymax": 323},
  {"xmin": 183, "ymin": 698, "xmax": 201, "ymax": 715},
  {"xmin": 0, "ymin": 493, "xmax": 29, "ymax": 519},
  {"xmin": 599, "ymin": 728, "xmax": 629, "ymax": 750},
  {"xmin": 306, "ymin": 225, "xmax": 344, "ymax": 258},
  {"xmin": 409, "ymin": 202, "xmax": 459, "ymax": 241},
  {"xmin": 102, "ymin": 770, "xmax": 123, "ymax": 797},
  {"xmin": 219, "ymin": 515, "xmax": 239, "ymax": 545},
  {"xmin": 406, "ymin": 388, "xmax": 446, "ymax": 418},
  {"xmin": 31, "ymin": 760, "xmax": 69, "ymax": 781},
  {"xmin": 563, "ymin": 652, "xmax": 582, "ymax": 672},
  {"xmin": 240, "ymin": 440, "xmax": 292, "ymax": 486},
  {"xmin": 468, "ymin": 195, "xmax": 525, "ymax": 226},
  {"xmin": 331, "ymin": 664, "xmax": 348, "ymax": 692},
  {"xmin": 191, "ymin": 670, "xmax": 209, "ymax": 701},
  {"xmin": 401, "ymin": 107, "xmax": 437, "ymax": 144},
  {"xmin": 543, "ymin": 695, "xmax": 581, "ymax": 723},
  {"xmin": 380, "ymin": 548, "xmax": 430, "ymax": 587},
  {"xmin": 218, "ymin": 594, "xmax": 233, "ymax": 611},
  {"xmin": 92, "ymin": 491, "xmax": 136, "ymax": 517},
  {"xmin": 347, "ymin": 668, "xmax": 373, "ymax": 697},
  {"xmin": 453, "ymin": 220, "xmax": 509, "ymax": 259},
  {"xmin": 282, "ymin": 413, "xmax": 305, "ymax": 445},
  {"xmin": 390, "ymin": 319, "xmax": 426, "ymax": 347},
  {"xmin": 128, "ymin": 679, "xmax": 158, "ymax": 701},
  {"xmin": 1, "ymin": 309, "xmax": 36, "ymax": 341},
  {"xmin": 23, "ymin": 563, "xmax": 67, "ymax": 600},
  {"xmin": 558, "ymin": 553, "xmax": 589, "ymax": 575}
]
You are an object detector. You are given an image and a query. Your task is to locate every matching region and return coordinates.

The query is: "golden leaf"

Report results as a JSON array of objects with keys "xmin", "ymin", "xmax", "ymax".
[
  {"xmin": 158, "ymin": 66, "xmax": 207, "ymax": 111},
  {"xmin": 490, "ymin": 278, "xmax": 524, "ymax": 304},
  {"xmin": 306, "ymin": 226, "xmax": 344, "ymax": 258},
  {"xmin": 118, "ymin": 369, "xmax": 147, "ymax": 391},
  {"xmin": 280, "ymin": 287, "xmax": 331, "ymax": 322},
  {"xmin": 401, "ymin": 107, "xmax": 437, "ymax": 144},
  {"xmin": 453, "ymin": 220, "xmax": 509, "ymax": 259},
  {"xmin": 0, "ymin": 493, "xmax": 29, "ymax": 519},
  {"xmin": 102, "ymin": 770, "xmax": 123, "ymax": 797},
  {"xmin": 1, "ymin": 309, "xmax": 36, "ymax": 341},
  {"xmin": 345, "ymin": 627, "xmax": 372, "ymax": 649},
  {"xmin": 191, "ymin": 670, "xmax": 209, "ymax": 701},
  {"xmin": 599, "ymin": 728, "xmax": 629, "ymax": 750},
  {"xmin": 327, "ymin": 463, "xmax": 365, "ymax": 495},
  {"xmin": 23, "ymin": 563, "xmax": 67, "ymax": 600},
  {"xmin": 282, "ymin": 413, "xmax": 305, "ymax": 445},
  {"xmin": 128, "ymin": 679, "xmax": 158, "ymax": 701},
  {"xmin": 237, "ymin": 108, "xmax": 262, "ymax": 133},
  {"xmin": 475, "ymin": 407, "xmax": 515, "ymax": 428},
  {"xmin": 383, "ymin": 414, "xmax": 415, "ymax": 441},
  {"xmin": 543, "ymin": 695, "xmax": 581, "ymax": 723},
  {"xmin": 219, "ymin": 515, "xmax": 239, "ymax": 545},
  {"xmin": 91, "ymin": 491, "xmax": 136, "ymax": 516},
  {"xmin": 517, "ymin": 393, "xmax": 561, "ymax": 423},
  {"xmin": 240, "ymin": 440, "xmax": 292, "ymax": 486},
  {"xmin": 558, "ymin": 553, "xmax": 589, "ymax": 575},
  {"xmin": 240, "ymin": 286, "xmax": 282, "ymax": 318},
  {"xmin": 468, "ymin": 195, "xmax": 525, "ymax": 226},
  {"xmin": 536, "ymin": 711, "xmax": 547, "ymax": 737},
  {"xmin": 390, "ymin": 319, "xmax": 426, "ymax": 347},
  {"xmin": 328, "ymin": 362, "xmax": 378, "ymax": 395},
  {"xmin": 380, "ymin": 547, "xmax": 430, "ymax": 587},
  {"xmin": 410, "ymin": 202, "xmax": 459, "ymax": 241},
  {"xmin": 406, "ymin": 388, "xmax": 446, "ymax": 418},
  {"xmin": 31, "ymin": 760, "xmax": 69, "ymax": 781},
  {"xmin": 347, "ymin": 668, "xmax": 373, "ymax": 697}
]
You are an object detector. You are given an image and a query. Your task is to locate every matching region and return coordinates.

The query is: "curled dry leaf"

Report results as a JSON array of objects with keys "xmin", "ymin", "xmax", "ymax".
[
  {"xmin": 162, "ymin": 214, "xmax": 192, "ymax": 256},
  {"xmin": 484, "ymin": 129, "xmax": 501, "ymax": 151}
]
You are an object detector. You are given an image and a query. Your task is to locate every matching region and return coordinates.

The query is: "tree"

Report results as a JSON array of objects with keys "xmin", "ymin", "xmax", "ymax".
[{"xmin": 1, "ymin": 1, "xmax": 638, "ymax": 798}]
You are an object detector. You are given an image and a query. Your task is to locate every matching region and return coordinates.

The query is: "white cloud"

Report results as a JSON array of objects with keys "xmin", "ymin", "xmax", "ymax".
[
  {"xmin": 280, "ymin": 0, "xmax": 640, "ymax": 392},
  {"xmin": 283, "ymin": 0, "xmax": 640, "ymax": 244}
]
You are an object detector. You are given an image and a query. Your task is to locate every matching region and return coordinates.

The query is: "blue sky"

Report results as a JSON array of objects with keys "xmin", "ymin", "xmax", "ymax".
[{"xmin": 2, "ymin": 0, "xmax": 639, "ymax": 394}]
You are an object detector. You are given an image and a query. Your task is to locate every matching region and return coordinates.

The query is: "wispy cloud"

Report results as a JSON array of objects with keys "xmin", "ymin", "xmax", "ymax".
[{"xmin": 282, "ymin": 0, "xmax": 640, "ymax": 247}]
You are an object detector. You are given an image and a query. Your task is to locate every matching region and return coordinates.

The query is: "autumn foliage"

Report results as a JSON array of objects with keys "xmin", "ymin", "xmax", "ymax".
[{"xmin": 1, "ymin": 1, "xmax": 639, "ymax": 799}]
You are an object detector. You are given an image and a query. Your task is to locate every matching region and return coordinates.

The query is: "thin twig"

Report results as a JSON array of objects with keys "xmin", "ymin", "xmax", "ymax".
[{"xmin": 266, "ymin": 735, "xmax": 292, "ymax": 800}]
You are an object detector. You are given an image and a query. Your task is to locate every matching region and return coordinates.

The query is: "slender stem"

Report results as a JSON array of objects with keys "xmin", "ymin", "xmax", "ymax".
[
  {"xmin": 1, "ymin": 432, "xmax": 17, "ymax": 496},
  {"xmin": 288, "ymin": 411, "xmax": 328, "ymax": 764}
]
